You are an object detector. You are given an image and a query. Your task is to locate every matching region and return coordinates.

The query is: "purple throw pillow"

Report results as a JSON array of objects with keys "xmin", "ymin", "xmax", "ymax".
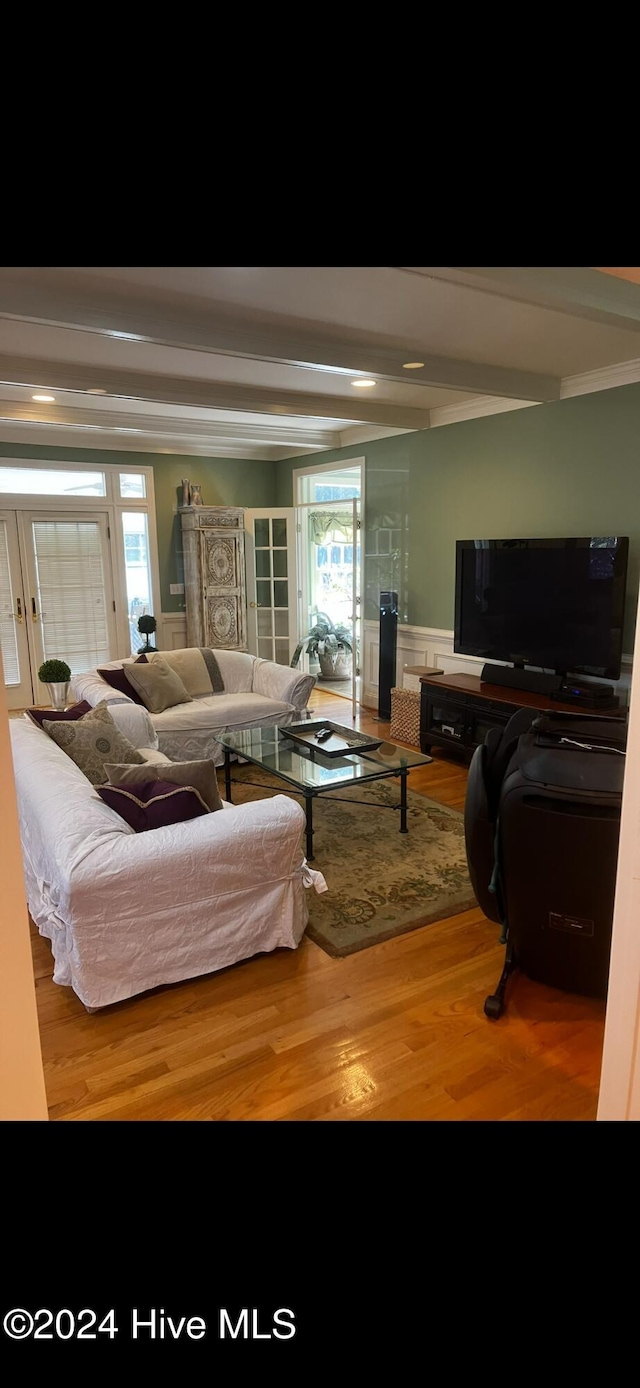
[
  {"xmin": 96, "ymin": 779, "xmax": 210, "ymax": 832},
  {"xmin": 97, "ymin": 654, "xmax": 148, "ymax": 706},
  {"xmin": 26, "ymin": 699, "xmax": 93, "ymax": 729}
]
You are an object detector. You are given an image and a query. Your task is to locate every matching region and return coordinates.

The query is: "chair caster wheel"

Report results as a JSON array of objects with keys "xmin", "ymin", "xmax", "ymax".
[{"xmin": 484, "ymin": 994, "xmax": 503, "ymax": 1020}]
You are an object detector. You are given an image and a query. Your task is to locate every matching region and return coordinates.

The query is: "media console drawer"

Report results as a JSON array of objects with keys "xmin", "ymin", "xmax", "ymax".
[{"xmin": 466, "ymin": 693, "xmax": 520, "ymax": 717}]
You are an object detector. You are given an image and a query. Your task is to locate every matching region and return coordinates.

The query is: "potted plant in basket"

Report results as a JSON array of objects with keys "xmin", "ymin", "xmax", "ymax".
[
  {"xmin": 38, "ymin": 658, "xmax": 72, "ymax": 710},
  {"xmin": 290, "ymin": 612, "xmax": 354, "ymax": 681}
]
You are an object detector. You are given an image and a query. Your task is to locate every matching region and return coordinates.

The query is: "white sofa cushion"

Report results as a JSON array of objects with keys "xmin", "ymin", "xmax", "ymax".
[{"xmin": 151, "ymin": 691, "xmax": 294, "ymax": 732}]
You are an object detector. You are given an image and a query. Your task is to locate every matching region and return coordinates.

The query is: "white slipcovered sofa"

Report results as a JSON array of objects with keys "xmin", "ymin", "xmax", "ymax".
[
  {"xmin": 70, "ymin": 648, "xmax": 315, "ymax": 765},
  {"xmin": 10, "ymin": 710, "xmax": 324, "ymax": 1011}
]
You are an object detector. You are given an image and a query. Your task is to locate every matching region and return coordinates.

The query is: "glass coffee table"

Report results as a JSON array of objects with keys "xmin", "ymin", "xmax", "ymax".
[{"xmin": 217, "ymin": 725, "xmax": 432, "ymax": 861}]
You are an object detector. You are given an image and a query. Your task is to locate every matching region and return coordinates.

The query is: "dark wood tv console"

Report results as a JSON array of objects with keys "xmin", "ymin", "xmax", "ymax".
[{"xmin": 419, "ymin": 671, "xmax": 627, "ymax": 758}]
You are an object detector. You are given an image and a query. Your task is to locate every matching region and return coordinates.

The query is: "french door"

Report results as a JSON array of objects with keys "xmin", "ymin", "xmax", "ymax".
[
  {"xmin": 244, "ymin": 508, "xmax": 298, "ymax": 665},
  {"xmin": 0, "ymin": 509, "xmax": 117, "ymax": 707},
  {"xmin": 0, "ymin": 510, "xmax": 34, "ymax": 708},
  {"xmin": 243, "ymin": 502, "xmax": 361, "ymax": 719}
]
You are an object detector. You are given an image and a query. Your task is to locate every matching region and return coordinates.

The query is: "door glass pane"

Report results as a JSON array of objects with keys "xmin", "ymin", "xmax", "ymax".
[
  {"xmin": 272, "ymin": 517, "xmax": 287, "ymax": 547},
  {"xmin": 257, "ymin": 611, "xmax": 273, "ymax": 637},
  {"xmin": 254, "ymin": 518, "xmax": 270, "ymax": 547},
  {"xmin": 258, "ymin": 639, "xmax": 273, "ymax": 660},
  {"xmin": 273, "ymin": 550, "xmax": 287, "ymax": 578},
  {"xmin": 32, "ymin": 520, "xmax": 110, "ymax": 672},
  {"xmin": 120, "ymin": 473, "xmax": 147, "ymax": 498},
  {"xmin": 274, "ymin": 640, "xmax": 289, "ymax": 666},
  {"xmin": 256, "ymin": 580, "xmax": 271, "ymax": 608},
  {"xmin": 0, "ymin": 520, "xmax": 20, "ymax": 685},
  {"xmin": 274, "ymin": 610, "xmax": 289, "ymax": 637},
  {"xmin": 256, "ymin": 550, "xmax": 271, "ymax": 579},
  {"xmin": 274, "ymin": 580, "xmax": 288, "ymax": 608},
  {"xmin": 0, "ymin": 467, "xmax": 106, "ymax": 496},
  {"xmin": 122, "ymin": 512, "xmax": 153, "ymax": 654}
]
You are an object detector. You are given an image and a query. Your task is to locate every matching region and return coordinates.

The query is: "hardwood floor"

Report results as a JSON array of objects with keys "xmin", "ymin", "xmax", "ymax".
[{"xmin": 29, "ymin": 688, "xmax": 606, "ymax": 1121}]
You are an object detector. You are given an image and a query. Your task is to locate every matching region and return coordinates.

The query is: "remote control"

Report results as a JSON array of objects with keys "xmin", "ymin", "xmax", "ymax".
[{"xmin": 316, "ymin": 728, "xmax": 332, "ymax": 742}]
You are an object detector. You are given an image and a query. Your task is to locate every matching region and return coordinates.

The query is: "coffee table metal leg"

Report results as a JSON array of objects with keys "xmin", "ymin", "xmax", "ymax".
[
  {"xmin": 224, "ymin": 746, "xmax": 232, "ymax": 802},
  {"xmin": 400, "ymin": 770, "xmax": 408, "ymax": 833},
  {"xmin": 305, "ymin": 794, "xmax": 314, "ymax": 860}
]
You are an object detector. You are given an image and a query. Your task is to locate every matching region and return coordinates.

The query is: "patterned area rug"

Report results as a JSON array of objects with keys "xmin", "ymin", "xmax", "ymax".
[{"xmin": 230, "ymin": 765, "xmax": 477, "ymax": 958}]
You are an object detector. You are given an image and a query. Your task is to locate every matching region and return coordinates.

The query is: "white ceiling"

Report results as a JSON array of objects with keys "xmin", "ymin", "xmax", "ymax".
[{"xmin": 0, "ymin": 266, "xmax": 639, "ymax": 460}]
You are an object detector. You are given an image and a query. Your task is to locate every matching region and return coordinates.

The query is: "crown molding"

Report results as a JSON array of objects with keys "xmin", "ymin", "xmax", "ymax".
[
  {"xmin": 0, "ymin": 419, "xmax": 280, "ymax": 459},
  {"xmin": 559, "ymin": 357, "xmax": 640, "ymax": 397},
  {"xmin": 429, "ymin": 395, "xmax": 537, "ymax": 427},
  {"xmin": 428, "ymin": 357, "xmax": 640, "ymax": 429}
]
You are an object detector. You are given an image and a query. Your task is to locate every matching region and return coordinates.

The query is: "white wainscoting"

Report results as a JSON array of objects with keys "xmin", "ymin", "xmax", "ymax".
[
  {"xmin": 361, "ymin": 619, "xmax": 633, "ymax": 708},
  {"xmin": 159, "ymin": 611, "xmax": 633, "ymax": 707},
  {"xmin": 159, "ymin": 613, "xmax": 188, "ymax": 651}
]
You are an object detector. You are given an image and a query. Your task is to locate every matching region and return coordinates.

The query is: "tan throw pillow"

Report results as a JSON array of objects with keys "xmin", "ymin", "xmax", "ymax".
[
  {"xmin": 42, "ymin": 701, "xmax": 146, "ymax": 785},
  {"xmin": 104, "ymin": 758, "xmax": 223, "ymax": 812},
  {"xmin": 123, "ymin": 653, "xmax": 193, "ymax": 714}
]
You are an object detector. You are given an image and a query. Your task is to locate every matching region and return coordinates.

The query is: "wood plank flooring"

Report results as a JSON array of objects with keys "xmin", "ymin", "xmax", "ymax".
[{"xmin": 28, "ymin": 687, "xmax": 606, "ymax": 1120}]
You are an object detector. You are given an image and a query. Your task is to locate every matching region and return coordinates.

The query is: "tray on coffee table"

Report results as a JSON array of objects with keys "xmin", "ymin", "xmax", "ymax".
[{"xmin": 280, "ymin": 720, "xmax": 384, "ymax": 759}]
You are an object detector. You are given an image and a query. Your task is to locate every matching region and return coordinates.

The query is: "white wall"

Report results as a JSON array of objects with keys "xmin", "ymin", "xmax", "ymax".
[{"xmin": 0, "ymin": 657, "xmax": 48, "ymax": 1120}]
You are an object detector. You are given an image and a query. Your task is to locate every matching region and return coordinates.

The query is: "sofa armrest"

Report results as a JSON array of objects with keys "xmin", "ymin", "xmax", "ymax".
[
  {"xmin": 70, "ymin": 670, "xmax": 135, "ymax": 707},
  {"xmin": 90, "ymin": 794, "xmax": 306, "ymax": 899},
  {"xmin": 252, "ymin": 659, "xmax": 316, "ymax": 711},
  {"xmin": 68, "ymin": 671, "xmax": 158, "ymax": 749}
]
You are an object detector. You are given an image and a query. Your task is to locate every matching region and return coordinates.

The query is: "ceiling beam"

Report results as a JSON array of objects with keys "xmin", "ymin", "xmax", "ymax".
[
  {"xmin": 398, "ymin": 266, "xmax": 640, "ymax": 334},
  {"xmin": 0, "ymin": 269, "xmax": 559, "ymax": 402},
  {"xmin": 0, "ymin": 354, "xmax": 432, "ymax": 430}
]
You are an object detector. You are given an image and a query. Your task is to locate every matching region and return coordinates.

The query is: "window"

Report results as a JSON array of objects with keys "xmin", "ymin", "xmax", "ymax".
[
  {"xmin": 314, "ymin": 483, "xmax": 361, "ymax": 501},
  {"xmin": 0, "ymin": 466, "xmax": 106, "ymax": 496},
  {"xmin": 122, "ymin": 513, "xmax": 153, "ymax": 654},
  {"xmin": 120, "ymin": 473, "xmax": 146, "ymax": 498},
  {"xmin": 124, "ymin": 531, "xmax": 148, "ymax": 564}
]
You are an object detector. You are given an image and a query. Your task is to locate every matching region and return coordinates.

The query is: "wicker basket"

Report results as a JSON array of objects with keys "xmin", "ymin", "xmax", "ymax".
[{"xmin": 389, "ymin": 686, "xmax": 421, "ymax": 747}]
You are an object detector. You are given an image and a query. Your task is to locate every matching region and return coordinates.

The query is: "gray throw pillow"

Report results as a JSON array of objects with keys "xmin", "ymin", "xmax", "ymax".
[
  {"xmin": 123, "ymin": 654, "xmax": 193, "ymax": 714},
  {"xmin": 104, "ymin": 757, "xmax": 223, "ymax": 812},
  {"xmin": 42, "ymin": 701, "xmax": 146, "ymax": 785}
]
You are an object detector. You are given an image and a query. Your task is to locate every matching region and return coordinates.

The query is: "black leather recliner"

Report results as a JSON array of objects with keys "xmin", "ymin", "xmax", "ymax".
[{"xmin": 464, "ymin": 708, "xmax": 627, "ymax": 1018}]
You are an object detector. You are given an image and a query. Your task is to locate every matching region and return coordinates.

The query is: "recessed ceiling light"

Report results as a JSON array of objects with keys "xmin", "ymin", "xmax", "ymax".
[
  {"xmin": 32, "ymin": 393, "xmax": 55, "ymax": 402},
  {"xmin": 351, "ymin": 379, "xmax": 376, "ymax": 389},
  {"xmin": 402, "ymin": 361, "xmax": 425, "ymax": 370},
  {"xmin": 87, "ymin": 387, "xmax": 108, "ymax": 395}
]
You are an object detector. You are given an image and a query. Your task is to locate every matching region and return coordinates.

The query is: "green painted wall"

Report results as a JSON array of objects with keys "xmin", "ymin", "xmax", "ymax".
[
  {"xmin": 276, "ymin": 383, "xmax": 640, "ymax": 651},
  {"xmin": 150, "ymin": 455, "xmax": 277, "ymax": 610},
  {"xmin": 0, "ymin": 442, "xmax": 278, "ymax": 612}
]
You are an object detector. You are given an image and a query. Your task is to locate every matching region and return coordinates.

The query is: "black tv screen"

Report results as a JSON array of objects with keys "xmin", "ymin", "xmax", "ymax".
[{"xmin": 454, "ymin": 537, "xmax": 629, "ymax": 679}]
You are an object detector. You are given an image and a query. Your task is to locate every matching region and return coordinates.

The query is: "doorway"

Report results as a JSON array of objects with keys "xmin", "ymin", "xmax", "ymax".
[{"xmin": 293, "ymin": 460, "xmax": 363, "ymax": 713}]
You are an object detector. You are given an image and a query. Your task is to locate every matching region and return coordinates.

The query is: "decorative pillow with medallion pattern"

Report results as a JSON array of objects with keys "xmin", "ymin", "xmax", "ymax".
[{"xmin": 41, "ymin": 700, "xmax": 146, "ymax": 785}]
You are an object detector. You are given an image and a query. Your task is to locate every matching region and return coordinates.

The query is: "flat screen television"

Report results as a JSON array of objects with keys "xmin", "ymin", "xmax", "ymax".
[{"xmin": 454, "ymin": 537, "xmax": 629, "ymax": 679}]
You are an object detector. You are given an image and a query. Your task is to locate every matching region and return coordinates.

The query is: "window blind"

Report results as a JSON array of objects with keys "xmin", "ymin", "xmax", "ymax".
[{"xmin": 32, "ymin": 520, "xmax": 111, "ymax": 672}]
